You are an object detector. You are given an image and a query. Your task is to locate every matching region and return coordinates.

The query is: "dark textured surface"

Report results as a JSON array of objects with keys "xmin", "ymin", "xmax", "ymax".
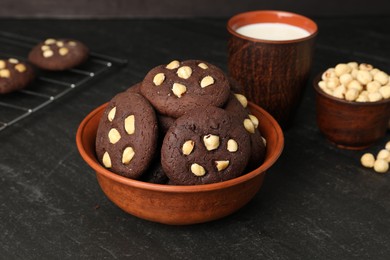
[
  {"xmin": 0, "ymin": 0, "xmax": 389, "ymax": 18},
  {"xmin": 0, "ymin": 17, "xmax": 389, "ymax": 259}
]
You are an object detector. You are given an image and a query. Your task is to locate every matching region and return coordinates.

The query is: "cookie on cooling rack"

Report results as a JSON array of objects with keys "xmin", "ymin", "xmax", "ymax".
[
  {"xmin": 28, "ymin": 38, "xmax": 89, "ymax": 71},
  {"xmin": 0, "ymin": 58, "xmax": 35, "ymax": 94}
]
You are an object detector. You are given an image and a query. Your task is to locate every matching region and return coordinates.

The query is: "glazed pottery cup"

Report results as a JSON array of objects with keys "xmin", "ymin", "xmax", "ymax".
[
  {"xmin": 314, "ymin": 74, "xmax": 390, "ymax": 150},
  {"xmin": 227, "ymin": 10, "xmax": 318, "ymax": 128}
]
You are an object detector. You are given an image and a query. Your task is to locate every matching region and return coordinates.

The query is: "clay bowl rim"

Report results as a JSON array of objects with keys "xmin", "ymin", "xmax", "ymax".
[
  {"xmin": 313, "ymin": 73, "xmax": 390, "ymax": 107},
  {"xmin": 76, "ymin": 102, "xmax": 284, "ymax": 193},
  {"xmin": 227, "ymin": 10, "xmax": 318, "ymax": 44}
]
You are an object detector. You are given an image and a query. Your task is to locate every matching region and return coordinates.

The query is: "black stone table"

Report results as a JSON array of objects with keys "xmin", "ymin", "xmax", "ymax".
[{"xmin": 0, "ymin": 17, "xmax": 389, "ymax": 259}]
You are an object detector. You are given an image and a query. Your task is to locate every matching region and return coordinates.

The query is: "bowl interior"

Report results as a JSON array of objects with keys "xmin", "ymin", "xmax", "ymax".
[{"xmin": 76, "ymin": 102, "xmax": 284, "ymax": 192}]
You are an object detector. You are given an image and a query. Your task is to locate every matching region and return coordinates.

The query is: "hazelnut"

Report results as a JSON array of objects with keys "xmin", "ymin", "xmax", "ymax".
[
  {"xmin": 124, "ymin": 115, "xmax": 135, "ymax": 135},
  {"xmin": 377, "ymin": 149, "xmax": 390, "ymax": 162},
  {"xmin": 356, "ymin": 94, "xmax": 368, "ymax": 102},
  {"xmin": 43, "ymin": 49, "xmax": 54, "ymax": 58},
  {"xmin": 370, "ymin": 68, "xmax": 380, "ymax": 76},
  {"xmin": 248, "ymin": 114, "xmax": 259, "ymax": 128},
  {"xmin": 102, "ymin": 152, "xmax": 112, "ymax": 168},
  {"xmin": 374, "ymin": 71, "xmax": 389, "ymax": 85},
  {"xmin": 0, "ymin": 60, "xmax": 5, "ymax": 69},
  {"xmin": 41, "ymin": 45, "xmax": 50, "ymax": 51},
  {"xmin": 59, "ymin": 47, "xmax": 69, "ymax": 56},
  {"xmin": 347, "ymin": 62, "xmax": 358, "ymax": 70},
  {"xmin": 108, "ymin": 128, "xmax": 121, "ymax": 144},
  {"xmin": 191, "ymin": 163, "xmax": 206, "ymax": 176},
  {"xmin": 359, "ymin": 63, "xmax": 373, "ymax": 71},
  {"xmin": 44, "ymin": 38, "xmax": 56, "ymax": 45},
  {"xmin": 107, "ymin": 107, "xmax": 116, "ymax": 122},
  {"xmin": 234, "ymin": 93, "xmax": 248, "ymax": 108},
  {"xmin": 177, "ymin": 66, "xmax": 192, "ymax": 79},
  {"xmin": 14, "ymin": 64, "xmax": 26, "ymax": 73},
  {"xmin": 335, "ymin": 63, "xmax": 351, "ymax": 77},
  {"xmin": 172, "ymin": 83, "xmax": 187, "ymax": 98},
  {"xmin": 243, "ymin": 118, "xmax": 255, "ymax": 134},
  {"xmin": 322, "ymin": 68, "xmax": 336, "ymax": 80},
  {"xmin": 374, "ymin": 159, "xmax": 389, "ymax": 173},
  {"xmin": 68, "ymin": 41, "xmax": 77, "ymax": 46},
  {"xmin": 332, "ymin": 85, "xmax": 346, "ymax": 99},
  {"xmin": 200, "ymin": 76, "xmax": 214, "ymax": 88},
  {"xmin": 351, "ymin": 69, "xmax": 359, "ymax": 79},
  {"xmin": 361, "ymin": 153, "xmax": 375, "ymax": 168},
  {"xmin": 215, "ymin": 160, "xmax": 229, "ymax": 171},
  {"xmin": 320, "ymin": 85, "xmax": 333, "ymax": 96},
  {"xmin": 318, "ymin": 81, "xmax": 326, "ymax": 89},
  {"xmin": 345, "ymin": 88, "xmax": 359, "ymax": 101},
  {"xmin": 339, "ymin": 73, "xmax": 353, "ymax": 85},
  {"xmin": 122, "ymin": 147, "xmax": 135, "ymax": 165},
  {"xmin": 56, "ymin": 41, "xmax": 64, "ymax": 47},
  {"xmin": 356, "ymin": 70, "xmax": 372, "ymax": 85},
  {"xmin": 366, "ymin": 81, "xmax": 381, "ymax": 93},
  {"xmin": 153, "ymin": 73, "xmax": 165, "ymax": 86},
  {"xmin": 198, "ymin": 63, "xmax": 208, "ymax": 69},
  {"xmin": 385, "ymin": 141, "xmax": 390, "ymax": 151},
  {"xmin": 326, "ymin": 77, "xmax": 339, "ymax": 89},
  {"xmin": 379, "ymin": 86, "xmax": 390, "ymax": 99},
  {"xmin": 347, "ymin": 80, "xmax": 363, "ymax": 91},
  {"xmin": 227, "ymin": 139, "xmax": 238, "ymax": 152},
  {"xmin": 8, "ymin": 58, "xmax": 19, "ymax": 64},
  {"xmin": 0, "ymin": 69, "xmax": 10, "ymax": 78},
  {"xmin": 368, "ymin": 92, "xmax": 382, "ymax": 102},
  {"xmin": 182, "ymin": 140, "xmax": 195, "ymax": 155},
  {"xmin": 166, "ymin": 60, "xmax": 180, "ymax": 70},
  {"xmin": 203, "ymin": 134, "xmax": 220, "ymax": 151}
]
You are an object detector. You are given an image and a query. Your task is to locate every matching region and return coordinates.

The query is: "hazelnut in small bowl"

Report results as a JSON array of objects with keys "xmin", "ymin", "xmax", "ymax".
[{"xmin": 314, "ymin": 62, "xmax": 390, "ymax": 150}]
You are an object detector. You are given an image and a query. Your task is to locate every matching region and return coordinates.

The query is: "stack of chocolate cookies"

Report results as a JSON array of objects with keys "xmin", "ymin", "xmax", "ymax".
[{"xmin": 95, "ymin": 60, "xmax": 266, "ymax": 185}]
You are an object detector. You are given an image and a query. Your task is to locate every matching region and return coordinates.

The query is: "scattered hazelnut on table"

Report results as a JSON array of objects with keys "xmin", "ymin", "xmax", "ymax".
[
  {"xmin": 361, "ymin": 153, "xmax": 375, "ymax": 168},
  {"xmin": 360, "ymin": 141, "xmax": 390, "ymax": 173},
  {"xmin": 374, "ymin": 159, "xmax": 389, "ymax": 173},
  {"xmin": 318, "ymin": 62, "xmax": 390, "ymax": 102}
]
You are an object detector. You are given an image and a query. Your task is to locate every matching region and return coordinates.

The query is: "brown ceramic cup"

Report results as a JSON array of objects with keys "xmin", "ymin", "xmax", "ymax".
[
  {"xmin": 314, "ymin": 74, "xmax": 390, "ymax": 150},
  {"xmin": 227, "ymin": 10, "xmax": 318, "ymax": 128}
]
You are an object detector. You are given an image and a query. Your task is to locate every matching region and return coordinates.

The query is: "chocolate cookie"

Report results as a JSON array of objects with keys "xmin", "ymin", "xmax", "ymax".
[
  {"xmin": 126, "ymin": 82, "xmax": 141, "ymax": 94},
  {"xmin": 0, "ymin": 58, "xmax": 35, "ymax": 94},
  {"xmin": 28, "ymin": 38, "xmax": 89, "ymax": 71},
  {"xmin": 140, "ymin": 160, "xmax": 168, "ymax": 184},
  {"xmin": 140, "ymin": 60, "xmax": 230, "ymax": 118},
  {"xmin": 157, "ymin": 114, "xmax": 176, "ymax": 135},
  {"xmin": 95, "ymin": 91, "xmax": 159, "ymax": 179},
  {"xmin": 224, "ymin": 93, "xmax": 266, "ymax": 171},
  {"xmin": 161, "ymin": 106, "xmax": 251, "ymax": 185}
]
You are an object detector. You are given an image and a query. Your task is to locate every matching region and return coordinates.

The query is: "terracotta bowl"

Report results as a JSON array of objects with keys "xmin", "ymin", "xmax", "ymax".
[
  {"xmin": 314, "ymin": 74, "xmax": 390, "ymax": 150},
  {"xmin": 76, "ymin": 102, "xmax": 284, "ymax": 225}
]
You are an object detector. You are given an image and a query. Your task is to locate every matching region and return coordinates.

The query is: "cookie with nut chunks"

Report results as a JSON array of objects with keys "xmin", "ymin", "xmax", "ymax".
[
  {"xmin": 95, "ymin": 91, "xmax": 158, "ymax": 179},
  {"xmin": 126, "ymin": 82, "xmax": 176, "ymax": 136},
  {"xmin": 28, "ymin": 38, "xmax": 89, "ymax": 71},
  {"xmin": 0, "ymin": 58, "xmax": 35, "ymax": 94},
  {"xmin": 161, "ymin": 106, "xmax": 251, "ymax": 185},
  {"xmin": 224, "ymin": 93, "xmax": 266, "ymax": 171},
  {"xmin": 140, "ymin": 60, "xmax": 230, "ymax": 118}
]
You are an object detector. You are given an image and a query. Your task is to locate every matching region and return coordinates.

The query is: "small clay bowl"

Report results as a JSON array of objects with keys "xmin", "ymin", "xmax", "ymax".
[
  {"xmin": 314, "ymin": 74, "xmax": 390, "ymax": 150},
  {"xmin": 76, "ymin": 102, "xmax": 284, "ymax": 225}
]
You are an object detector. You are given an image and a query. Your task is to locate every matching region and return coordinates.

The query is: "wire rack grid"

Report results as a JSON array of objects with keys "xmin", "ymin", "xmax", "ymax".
[{"xmin": 0, "ymin": 31, "xmax": 127, "ymax": 131}]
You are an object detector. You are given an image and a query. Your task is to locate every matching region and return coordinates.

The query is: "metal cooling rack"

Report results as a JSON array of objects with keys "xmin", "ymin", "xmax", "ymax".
[{"xmin": 0, "ymin": 31, "xmax": 127, "ymax": 131}]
